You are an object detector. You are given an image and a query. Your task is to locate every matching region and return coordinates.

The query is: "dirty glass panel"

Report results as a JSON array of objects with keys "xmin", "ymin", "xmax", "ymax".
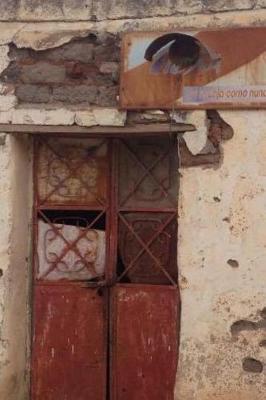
[
  {"xmin": 37, "ymin": 138, "xmax": 108, "ymax": 206},
  {"xmin": 118, "ymin": 212, "xmax": 177, "ymax": 285},
  {"xmin": 118, "ymin": 137, "xmax": 178, "ymax": 209},
  {"xmin": 36, "ymin": 211, "xmax": 106, "ymax": 281}
]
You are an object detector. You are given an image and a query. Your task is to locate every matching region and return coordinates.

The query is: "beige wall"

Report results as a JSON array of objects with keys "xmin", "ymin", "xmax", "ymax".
[
  {"xmin": 177, "ymin": 110, "xmax": 266, "ymax": 400},
  {"xmin": 0, "ymin": 134, "xmax": 32, "ymax": 400},
  {"xmin": 0, "ymin": 2, "xmax": 265, "ymax": 399}
]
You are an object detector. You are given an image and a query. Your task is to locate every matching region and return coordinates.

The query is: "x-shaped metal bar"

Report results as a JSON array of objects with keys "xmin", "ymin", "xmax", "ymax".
[
  {"xmin": 118, "ymin": 213, "xmax": 177, "ymax": 286},
  {"xmin": 38, "ymin": 209, "xmax": 106, "ymax": 279},
  {"xmin": 38, "ymin": 139, "xmax": 106, "ymax": 206},
  {"xmin": 119, "ymin": 140, "xmax": 176, "ymax": 207}
]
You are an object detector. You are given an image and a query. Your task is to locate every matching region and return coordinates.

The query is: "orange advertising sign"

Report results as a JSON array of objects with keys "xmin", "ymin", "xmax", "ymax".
[{"xmin": 120, "ymin": 28, "xmax": 266, "ymax": 109}]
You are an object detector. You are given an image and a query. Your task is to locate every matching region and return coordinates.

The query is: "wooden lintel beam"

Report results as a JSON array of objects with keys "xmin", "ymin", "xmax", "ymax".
[{"xmin": 0, "ymin": 123, "xmax": 195, "ymax": 136}]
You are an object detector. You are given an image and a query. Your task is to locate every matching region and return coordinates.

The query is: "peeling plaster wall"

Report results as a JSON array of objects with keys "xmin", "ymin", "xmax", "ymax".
[
  {"xmin": 0, "ymin": 2, "xmax": 265, "ymax": 400},
  {"xmin": 177, "ymin": 110, "xmax": 266, "ymax": 400},
  {"xmin": 0, "ymin": 134, "xmax": 32, "ymax": 400}
]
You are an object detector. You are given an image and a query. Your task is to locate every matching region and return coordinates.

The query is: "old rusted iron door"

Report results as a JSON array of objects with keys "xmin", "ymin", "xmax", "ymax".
[{"xmin": 31, "ymin": 136, "xmax": 179, "ymax": 400}]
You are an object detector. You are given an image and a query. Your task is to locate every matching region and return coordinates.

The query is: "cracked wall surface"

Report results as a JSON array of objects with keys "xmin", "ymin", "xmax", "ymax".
[
  {"xmin": 0, "ymin": 0, "xmax": 265, "ymax": 21},
  {"xmin": 177, "ymin": 110, "xmax": 266, "ymax": 400},
  {"xmin": 0, "ymin": 134, "xmax": 32, "ymax": 400},
  {"xmin": 0, "ymin": 3, "xmax": 265, "ymax": 400}
]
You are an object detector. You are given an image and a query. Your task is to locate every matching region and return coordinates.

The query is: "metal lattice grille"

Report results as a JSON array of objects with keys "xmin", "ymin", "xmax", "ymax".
[
  {"xmin": 34, "ymin": 135, "xmax": 178, "ymax": 286},
  {"xmin": 37, "ymin": 211, "xmax": 106, "ymax": 281},
  {"xmin": 118, "ymin": 137, "xmax": 178, "ymax": 209},
  {"xmin": 118, "ymin": 213, "xmax": 177, "ymax": 285},
  {"xmin": 117, "ymin": 136, "xmax": 178, "ymax": 286},
  {"xmin": 36, "ymin": 138, "xmax": 108, "ymax": 207}
]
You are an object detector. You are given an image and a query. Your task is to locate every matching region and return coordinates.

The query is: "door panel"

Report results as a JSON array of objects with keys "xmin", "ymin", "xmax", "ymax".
[
  {"xmin": 118, "ymin": 212, "xmax": 177, "ymax": 284},
  {"xmin": 111, "ymin": 284, "xmax": 179, "ymax": 400},
  {"xmin": 31, "ymin": 285, "xmax": 107, "ymax": 400}
]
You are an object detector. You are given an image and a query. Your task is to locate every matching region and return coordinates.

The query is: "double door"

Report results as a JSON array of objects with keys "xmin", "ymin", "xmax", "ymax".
[{"xmin": 31, "ymin": 135, "xmax": 180, "ymax": 400}]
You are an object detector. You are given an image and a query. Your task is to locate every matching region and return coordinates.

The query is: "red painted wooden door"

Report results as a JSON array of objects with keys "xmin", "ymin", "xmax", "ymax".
[{"xmin": 31, "ymin": 136, "xmax": 179, "ymax": 400}]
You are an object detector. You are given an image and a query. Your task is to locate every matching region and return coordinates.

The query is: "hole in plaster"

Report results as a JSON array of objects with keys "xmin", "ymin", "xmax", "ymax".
[
  {"xmin": 222, "ymin": 217, "xmax": 230, "ymax": 223},
  {"xmin": 242, "ymin": 357, "xmax": 263, "ymax": 373},
  {"xmin": 0, "ymin": 269, "xmax": 3, "ymax": 277},
  {"xmin": 260, "ymin": 307, "xmax": 266, "ymax": 319},
  {"xmin": 227, "ymin": 259, "xmax": 239, "ymax": 268},
  {"xmin": 213, "ymin": 196, "xmax": 221, "ymax": 202},
  {"xmin": 88, "ymin": 33, "xmax": 98, "ymax": 42},
  {"xmin": 231, "ymin": 320, "xmax": 257, "ymax": 336},
  {"xmin": 259, "ymin": 340, "xmax": 266, "ymax": 347}
]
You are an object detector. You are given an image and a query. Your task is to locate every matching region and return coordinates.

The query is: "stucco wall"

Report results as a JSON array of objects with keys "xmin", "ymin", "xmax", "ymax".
[
  {"xmin": 0, "ymin": 134, "xmax": 32, "ymax": 400},
  {"xmin": 177, "ymin": 110, "xmax": 266, "ymax": 400},
  {"xmin": 0, "ymin": 1, "xmax": 265, "ymax": 399}
]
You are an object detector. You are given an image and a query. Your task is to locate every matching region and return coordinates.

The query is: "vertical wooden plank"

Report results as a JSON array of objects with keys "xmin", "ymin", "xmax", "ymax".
[
  {"xmin": 111, "ymin": 284, "xmax": 179, "ymax": 400},
  {"xmin": 31, "ymin": 285, "xmax": 107, "ymax": 400}
]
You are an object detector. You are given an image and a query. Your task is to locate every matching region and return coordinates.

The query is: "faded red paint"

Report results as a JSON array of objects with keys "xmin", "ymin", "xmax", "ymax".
[
  {"xmin": 111, "ymin": 284, "xmax": 179, "ymax": 400},
  {"xmin": 32, "ymin": 136, "xmax": 180, "ymax": 400},
  {"xmin": 31, "ymin": 285, "xmax": 107, "ymax": 400}
]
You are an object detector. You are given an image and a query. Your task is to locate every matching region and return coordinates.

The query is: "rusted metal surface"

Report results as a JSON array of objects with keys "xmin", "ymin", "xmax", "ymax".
[
  {"xmin": 32, "ymin": 135, "xmax": 180, "ymax": 399},
  {"xmin": 117, "ymin": 137, "xmax": 178, "ymax": 285},
  {"xmin": 37, "ymin": 219, "xmax": 106, "ymax": 281},
  {"xmin": 111, "ymin": 284, "xmax": 179, "ymax": 400},
  {"xmin": 36, "ymin": 138, "xmax": 108, "ymax": 206},
  {"xmin": 120, "ymin": 27, "xmax": 266, "ymax": 109},
  {"xmin": 31, "ymin": 285, "xmax": 107, "ymax": 400},
  {"xmin": 118, "ymin": 137, "xmax": 178, "ymax": 209},
  {"xmin": 119, "ymin": 213, "xmax": 177, "ymax": 284}
]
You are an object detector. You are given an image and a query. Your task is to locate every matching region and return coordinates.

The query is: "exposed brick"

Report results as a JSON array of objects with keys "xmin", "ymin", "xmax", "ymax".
[
  {"xmin": 65, "ymin": 62, "xmax": 99, "ymax": 81},
  {"xmin": 19, "ymin": 0, "xmax": 93, "ymax": 21},
  {"xmin": 53, "ymin": 85, "xmax": 98, "ymax": 104},
  {"xmin": 0, "ymin": 0, "xmax": 19, "ymax": 20},
  {"xmin": 94, "ymin": 44, "xmax": 120, "ymax": 63},
  {"xmin": 16, "ymin": 84, "xmax": 51, "ymax": 103},
  {"xmin": 21, "ymin": 62, "xmax": 66, "ymax": 84},
  {"xmin": 203, "ymin": 0, "xmax": 255, "ymax": 11},
  {"xmin": 42, "ymin": 41, "xmax": 94, "ymax": 63},
  {"xmin": 2, "ymin": 62, "xmax": 21, "ymax": 83},
  {"xmin": 96, "ymin": 86, "xmax": 118, "ymax": 106},
  {"xmin": 99, "ymin": 62, "xmax": 119, "ymax": 74}
]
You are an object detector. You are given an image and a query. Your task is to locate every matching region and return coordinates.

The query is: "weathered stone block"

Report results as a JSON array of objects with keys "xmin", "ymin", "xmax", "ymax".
[
  {"xmin": 43, "ymin": 41, "xmax": 94, "ymax": 63},
  {"xmin": 94, "ymin": 44, "xmax": 120, "ymax": 63},
  {"xmin": 96, "ymin": 86, "xmax": 118, "ymax": 106},
  {"xmin": 203, "ymin": 0, "xmax": 255, "ymax": 11},
  {"xmin": 95, "ymin": 0, "xmax": 204, "ymax": 19},
  {"xmin": 93, "ymin": 108, "xmax": 126, "ymax": 126},
  {"xmin": 0, "ymin": 46, "xmax": 10, "ymax": 75},
  {"xmin": 256, "ymin": 0, "xmax": 266, "ymax": 6},
  {"xmin": 53, "ymin": 85, "xmax": 98, "ymax": 104},
  {"xmin": 0, "ymin": 0, "xmax": 19, "ymax": 20},
  {"xmin": 21, "ymin": 63, "xmax": 65, "ymax": 84},
  {"xmin": 75, "ymin": 110, "xmax": 97, "ymax": 126},
  {"xmin": 1, "ymin": 62, "xmax": 21, "ymax": 83},
  {"xmin": 19, "ymin": 0, "xmax": 93, "ymax": 21},
  {"xmin": 16, "ymin": 84, "xmax": 51, "ymax": 103},
  {"xmin": 99, "ymin": 62, "xmax": 119, "ymax": 75},
  {"xmin": 0, "ymin": 94, "xmax": 17, "ymax": 111},
  {"xmin": 12, "ymin": 108, "xmax": 75, "ymax": 125}
]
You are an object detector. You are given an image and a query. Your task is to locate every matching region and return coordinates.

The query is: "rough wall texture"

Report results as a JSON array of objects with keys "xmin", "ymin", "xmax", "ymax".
[
  {"xmin": 0, "ymin": 0, "xmax": 265, "ymax": 21},
  {"xmin": 1, "ymin": 35, "xmax": 119, "ymax": 107},
  {"xmin": 0, "ymin": 134, "xmax": 32, "ymax": 400},
  {"xmin": 0, "ymin": 2, "xmax": 265, "ymax": 400},
  {"xmin": 177, "ymin": 110, "xmax": 266, "ymax": 400}
]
